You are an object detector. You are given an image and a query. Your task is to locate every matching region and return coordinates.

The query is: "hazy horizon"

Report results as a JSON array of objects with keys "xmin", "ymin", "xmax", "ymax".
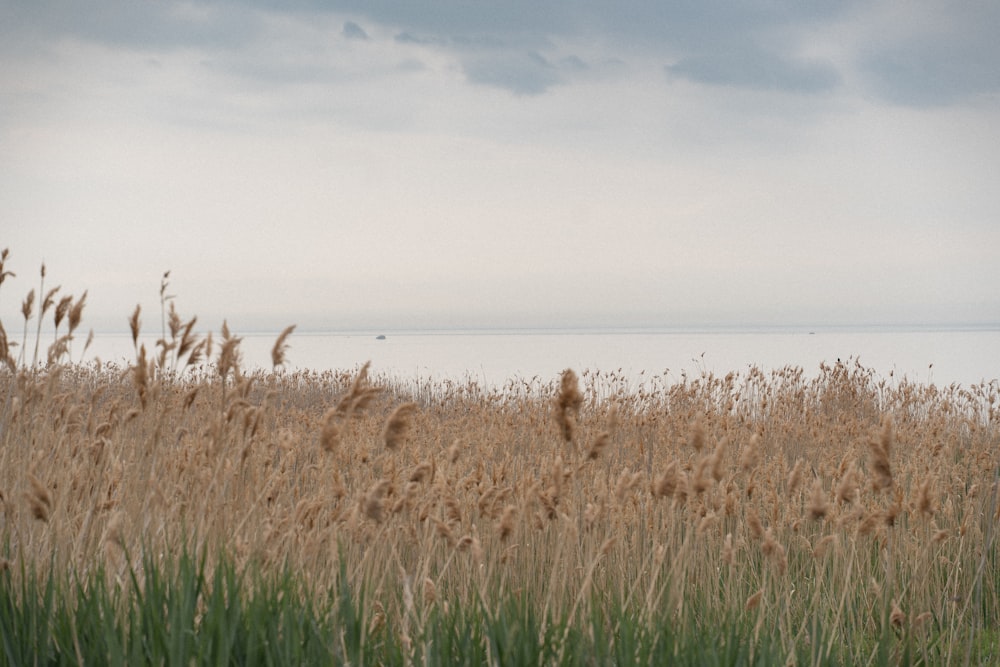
[
  {"xmin": 6, "ymin": 310, "xmax": 999, "ymax": 339},
  {"xmin": 3, "ymin": 1, "xmax": 998, "ymax": 334}
]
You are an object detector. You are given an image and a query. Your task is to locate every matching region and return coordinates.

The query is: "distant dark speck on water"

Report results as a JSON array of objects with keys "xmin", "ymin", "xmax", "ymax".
[{"xmin": 376, "ymin": 334, "xmax": 386, "ymax": 340}]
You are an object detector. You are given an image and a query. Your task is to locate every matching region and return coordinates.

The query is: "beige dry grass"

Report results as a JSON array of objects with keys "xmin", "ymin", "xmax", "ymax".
[{"xmin": 0, "ymin": 251, "xmax": 997, "ymax": 660}]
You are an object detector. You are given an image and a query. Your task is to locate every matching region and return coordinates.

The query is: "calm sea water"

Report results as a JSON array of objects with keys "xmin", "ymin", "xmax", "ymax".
[{"xmin": 82, "ymin": 327, "xmax": 1000, "ymax": 389}]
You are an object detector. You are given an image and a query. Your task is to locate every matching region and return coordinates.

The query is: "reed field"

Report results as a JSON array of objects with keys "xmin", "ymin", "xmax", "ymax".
[{"xmin": 0, "ymin": 250, "xmax": 998, "ymax": 665}]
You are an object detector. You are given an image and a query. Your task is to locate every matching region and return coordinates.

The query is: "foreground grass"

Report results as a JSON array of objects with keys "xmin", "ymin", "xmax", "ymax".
[{"xmin": 1, "ymin": 545, "xmax": 940, "ymax": 666}]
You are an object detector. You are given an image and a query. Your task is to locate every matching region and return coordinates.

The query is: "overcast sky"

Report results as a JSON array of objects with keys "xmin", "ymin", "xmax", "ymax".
[{"xmin": 2, "ymin": 1, "xmax": 999, "ymax": 334}]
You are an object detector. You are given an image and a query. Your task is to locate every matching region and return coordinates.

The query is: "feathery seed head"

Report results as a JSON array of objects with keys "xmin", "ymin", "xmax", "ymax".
[
  {"xmin": 690, "ymin": 419, "xmax": 706, "ymax": 452},
  {"xmin": 740, "ymin": 433, "xmax": 761, "ymax": 471},
  {"xmin": 26, "ymin": 474, "xmax": 51, "ymax": 522},
  {"xmin": 384, "ymin": 402, "xmax": 418, "ymax": 450},
  {"xmin": 836, "ymin": 462, "xmax": 859, "ymax": 505},
  {"xmin": 555, "ymin": 369, "xmax": 584, "ymax": 444},
  {"xmin": 868, "ymin": 417, "xmax": 894, "ymax": 492},
  {"xmin": 320, "ymin": 408, "xmax": 340, "ymax": 452},
  {"xmin": 787, "ymin": 458, "xmax": 804, "ymax": 496},
  {"xmin": 807, "ymin": 478, "xmax": 829, "ymax": 520},
  {"xmin": 271, "ymin": 325, "xmax": 296, "ymax": 370}
]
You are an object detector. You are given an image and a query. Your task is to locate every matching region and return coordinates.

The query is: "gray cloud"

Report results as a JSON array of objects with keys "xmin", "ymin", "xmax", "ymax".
[
  {"xmin": 342, "ymin": 20, "xmax": 368, "ymax": 41},
  {"xmin": 558, "ymin": 55, "xmax": 588, "ymax": 73},
  {"xmin": 462, "ymin": 51, "xmax": 564, "ymax": 96},
  {"xmin": 319, "ymin": 2, "xmax": 853, "ymax": 95},
  {"xmin": 667, "ymin": 46, "xmax": 840, "ymax": 94},
  {"xmin": 393, "ymin": 31, "xmax": 430, "ymax": 45},
  {"xmin": 0, "ymin": 2, "xmax": 263, "ymax": 52},
  {"xmin": 860, "ymin": 39, "xmax": 1000, "ymax": 107},
  {"xmin": 288, "ymin": 1, "xmax": 996, "ymax": 107},
  {"xmin": 269, "ymin": 1, "xmax": 851, "ymax": 51},
  {"xmin": 3, "ymin": 2, "xmax": 997, "ymax": 106},
  {"xmin": 851, "ymin": 4, "xmax": 1000, "ymax": 107}
]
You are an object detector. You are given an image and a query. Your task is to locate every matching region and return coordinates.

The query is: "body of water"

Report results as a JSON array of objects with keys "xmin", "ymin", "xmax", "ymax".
[{"xmin": 81, "ymin": 326, "xmax": 1000, "ymax": 389}]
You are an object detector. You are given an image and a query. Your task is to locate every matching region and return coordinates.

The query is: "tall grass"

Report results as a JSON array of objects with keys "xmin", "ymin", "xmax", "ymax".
[{"xmin": 0, "ymin": 249, "xmax": 997, "ymax": 664}]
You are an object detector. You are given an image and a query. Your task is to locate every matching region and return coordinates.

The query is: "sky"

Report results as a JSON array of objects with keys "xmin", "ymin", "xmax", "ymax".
[{"xmin": 1, "ymin": 1, "xmax": 999, "ymax": 335}]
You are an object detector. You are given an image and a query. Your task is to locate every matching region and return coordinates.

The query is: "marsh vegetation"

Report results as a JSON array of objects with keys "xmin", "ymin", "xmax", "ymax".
[{"xmin": 0, "ymin": 251, "xmax": 997, "ymax": 665}]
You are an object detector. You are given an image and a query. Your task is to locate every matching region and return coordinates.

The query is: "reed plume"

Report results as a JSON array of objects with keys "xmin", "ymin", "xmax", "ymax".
[
  {"xmin": 868, "ymin": 416, "xmax": 894, "ymax": 492},
  {"xmin": 890, "ymin": 600, "xmax": 906, "ymax": 629},
  {"xmin": 0, "ymin": 248, "xmax": 13, "ymax": 288},
  {"xmin": 689, "ymin": 418, "xmax": 705, "ymax": 452},
  {"xmin": 787, "ymin": 458, "xmax": 804, "ymax": 495},
  {"xmin": 652, "ymin": 462, "xmax": 678, "ymax": 498},
  {"xmin": 807, "ymin": 478, "xmax": 829, "ymax": 520},
  {"xmin": 319, "ymin": 362, "xmax": 382, "ymax": 452},
  {"xmin": 761, "ymin": 528, "xmax": 787, "ymax": 573},
  {"xmin": 54, "ymin": 294, "xmax": 72, "ymax": 331},
  {"xmin": 408, "ymin": 461, "xmax": 434, "ymax": 484},
  {"xmin": 710, "ymin": 437, "xmax": 727, "ymax": 482},
  {"xmin": 498, "ymin": 505, "xmax": 516, "ymax": 541},
  {"xmin": 31, "ymin": 265, "xmax": 58, "ymax": 367},
  {"xmin": 722, "ymin": 532, "xmax": 735, "ymax": 566},
  {"xmin": 68, "ymin": 291, "xmax": 87, "ymax": 334},
  {"xmin": 423, "ymin": 578, "xmax": 437, "ymax": 605},
  {"xmin": 320, "ymin": 408, "xmax": 340, "ymax": 452},
  {"xmin": 586, "ymin": 431, "xmax": 611, "ymax": 460},
  {"xmin": 363, "ymin": 480, "xmax": 390, "ymax": 523},
  {"xmin": 18, "ymin": 288, "xmax": 34, "ymax": 367},
  {"xmin": 129, "ymin": 305, "xmax": 141, "ymax": 353},
  {"xmin": 836, "ymin": 462, "xmax": 859, "ymax": 505},
  {"xmin": 0, "ymin": 322, "xmax": 13, "ymax": 372},
  {"xmin": 21, "ymin": 289, "xmax": 34, "ymax": 322},
  {"xmin": 334, "ymin": 362, "xmax": 381, "ymax": 418},
  {"xmin": 446, "ymin": 440, "xmax": 462, "ymax": 463},
  {"xmin": 746, "ymin": 507, "xmax": 764, "ymax": 542},
  {"xmin": 740, "ymin": 433, "xmax": 761, "ymax": 471},
  {"xmin": 175, "ymin": 315, "xmax": 199, "ymax": 367},
  {"xmin": 103, "ymin": 511, "xmax": 125, "ymax": 552},
  {"xmin": 271, "ymin": 325, "xmax": 296, "ymax": 370},
  {"xmin": 132, "ymin": 344, "xmax": 150, "ymax": 409},
  {"xmin": 26, "ymin": 474, "xmax": 51, "ymax": 523},
  {"xmin": 384, "ymin": 402, "xmax": 418, "ymax": 450},
  {"xmin": 915, "ymin": 477, "xmax": 936, "ymax": 517},
  {"xmin": 812, "ymin": 535, "xmax": 837, "ymax": 559},
  {"xmin": 217, "ymin": 320, "xmax": 242, "ymax": 381},
  {"xmin": 555, "ymin": 369, "xmax": 583, "ymax": 445}
]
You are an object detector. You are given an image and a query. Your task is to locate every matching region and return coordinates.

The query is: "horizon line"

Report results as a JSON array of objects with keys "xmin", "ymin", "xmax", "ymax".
[{"xmin": 68, "ymin": 321, "xmax": 1000, "ymax": 337}]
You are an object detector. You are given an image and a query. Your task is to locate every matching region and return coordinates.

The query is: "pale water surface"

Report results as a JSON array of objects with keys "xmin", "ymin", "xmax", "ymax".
[{"xmin": 84, "ymin": 327, "xmax": 999, "ymax": 389}]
